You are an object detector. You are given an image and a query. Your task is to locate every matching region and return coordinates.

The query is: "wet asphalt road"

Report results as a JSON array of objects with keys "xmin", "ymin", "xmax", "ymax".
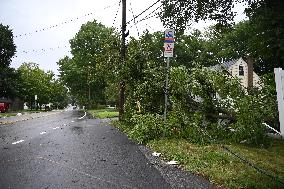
[{"xmin": 0, "ymin": 110, "xmax": 172, "ymax": 189}]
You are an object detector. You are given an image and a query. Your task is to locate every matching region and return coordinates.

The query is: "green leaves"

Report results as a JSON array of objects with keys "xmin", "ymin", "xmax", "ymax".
[
  {"xmin": 17, "ymin": 62, "xmax": 67, "ymax": 107},
  {"xmin": 161, "ymin": 0, "xmax": 239, "ymax": 32},
  {"xmin": 59, "ymin": 20, "xmax": 120, "ymax": 107},
  {"xmin": 0, "ymin": 23, "xmax": 16, "ymax": 68},
  {"xmin": 0, "ymin": 23, "xmax": 17, "ymax": 98}
]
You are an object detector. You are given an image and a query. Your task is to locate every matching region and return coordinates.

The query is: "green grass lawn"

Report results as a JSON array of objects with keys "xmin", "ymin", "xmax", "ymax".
[
  {"xmin": 0, "ymin": 112, "xmax": 17, "ymax": 118},
  {"xmin": 147, "ymin": 139, "xmax": 284, "ymax": 189},
  {"xmin": 88, "ymin": 109, "xmax": 119, "ymax": 119},
  {"xmin": 111, "ymin": 120, "xmax": 284, "ymax": 188}
]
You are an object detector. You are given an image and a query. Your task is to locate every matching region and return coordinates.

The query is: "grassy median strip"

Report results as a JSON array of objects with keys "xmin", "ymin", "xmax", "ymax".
[
  {"xmin": 88, "ymin": 109, "xmax": 119, "ymax": 119},
  {"xmin": 147, "ymin": 139, "xmax": 284, "ymax": 189}
]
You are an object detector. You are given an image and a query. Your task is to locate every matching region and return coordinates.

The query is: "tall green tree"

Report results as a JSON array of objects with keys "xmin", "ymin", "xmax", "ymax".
[
  {"xmin": 0, "ymin": 23, "xmax": 16, "ymax": 68},
  {"xmin": 245, "ymin": 0, "xmax": 284, "ymax": 74},
  {"xmin": 0, "ymin": 23, "xmax": 18, "ymax": 98},
  {"xmin": 203, "ymin": 19, "xmax": 284, "ymax": 75},
  {"xmin": 18, "ymin": 63, "xmax": 54, "ymax": 107},
  {"xmin": 0, "ymin": 67, "xmax": 20, "ymax": 98},
  {"xmin": 160, "ymin": 0, "xmax": 267, "ymax": 32},
  {"xmin": 161, "ymin": 0, "xmax": 284, "ymax": 74},
  {"xmin": 50, "ymin": 79, "xmax": 69, "ymax": 109},
  {"xmin": 58, "ymin": 20, "xmax": 120, "ymax": 107}
]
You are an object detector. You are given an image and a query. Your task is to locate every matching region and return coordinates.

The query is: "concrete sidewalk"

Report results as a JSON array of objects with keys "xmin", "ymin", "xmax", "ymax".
[{"xmin": 0, "ymin": 111, "xmax": 62, "ymax": 125}]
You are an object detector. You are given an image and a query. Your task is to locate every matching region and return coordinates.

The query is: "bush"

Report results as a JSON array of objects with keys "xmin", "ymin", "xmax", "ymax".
[
  {"xmin": 232, "ymin": 95, "xmax": 270, "ymax": 146},
  {"xmin": 166, "ymin": 110, "xmax": 213, "ymax": 144},
  {"xmin": 121, "ymin": 66, "xmax": 276, "ymax": 147},
  {"xmin": 128, "ymin": 114, "xmax": 163, "ymax": 144}
]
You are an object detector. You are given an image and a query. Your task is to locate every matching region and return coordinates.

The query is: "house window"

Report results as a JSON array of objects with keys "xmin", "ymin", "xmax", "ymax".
[{"xmin": 239, "ymin": 65, "xmax": 244, "ymax": 76}]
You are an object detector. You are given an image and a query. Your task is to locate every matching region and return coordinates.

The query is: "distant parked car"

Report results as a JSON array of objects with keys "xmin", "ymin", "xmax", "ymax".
[{"xmin": 0, "ymin": 103, "xmax": 9, "ymax": 113}]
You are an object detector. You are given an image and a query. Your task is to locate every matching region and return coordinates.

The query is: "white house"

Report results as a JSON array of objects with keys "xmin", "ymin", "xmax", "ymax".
[{"xmin": 210, "ymin": 57, "xmax": 262, "ymax": 89}]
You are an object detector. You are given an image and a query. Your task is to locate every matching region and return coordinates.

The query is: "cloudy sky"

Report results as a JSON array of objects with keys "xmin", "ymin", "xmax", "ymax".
[{"xmin": 1, "ymin": 0, "xmax": 247, "ymax": 75}]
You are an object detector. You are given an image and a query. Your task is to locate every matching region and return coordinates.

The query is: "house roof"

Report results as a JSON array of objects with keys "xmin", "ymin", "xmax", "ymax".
[{"xmin": 210, "ymin": 59, "xmax": 238, "ymax": 72}]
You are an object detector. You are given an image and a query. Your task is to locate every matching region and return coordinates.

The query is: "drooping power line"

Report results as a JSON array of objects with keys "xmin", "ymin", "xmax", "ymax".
[{"xmin": 14, "ymin": 3, "xmax": 117, "ymax": 38}]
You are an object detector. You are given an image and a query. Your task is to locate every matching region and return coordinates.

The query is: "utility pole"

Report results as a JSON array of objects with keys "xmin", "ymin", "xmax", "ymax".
[
  {"xmin": 247, "ymin": 56, "xmax": 253, "ymax": 94},
  {"xmin": 119, "ymin": 0, "xmax": 126, "ymax": 120}
]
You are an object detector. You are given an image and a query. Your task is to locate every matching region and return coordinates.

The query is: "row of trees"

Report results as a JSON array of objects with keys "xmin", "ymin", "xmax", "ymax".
[
  {"xmin": 0, "ymin": 23, "xmax": 68, "ymax": 110},
  {"xmin": 17, "ymin": 63, "xmax": 68, "ymax": 109}
]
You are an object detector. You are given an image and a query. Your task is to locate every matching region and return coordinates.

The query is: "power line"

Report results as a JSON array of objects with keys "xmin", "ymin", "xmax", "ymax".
[
  {"xmin": 111, "ymin": 0, "xmax": 122, "ymax": 28},
  {"xmin": 128, "ymin": 12, "xmax": 160, "ymax": 30},
  {"xmin": 128, "ymin": 2, "xmax": 141, "ymax": 37},
  {"xmin": 125, "ymin": 0, "xmax": 161, "ymax": 26},
  {"xmin": 14, "ymin": 45, "xmax": 70, "ymax": 57},
  {"xmin": 191, "ymin": 118, "xmax": 284, "ymax": 185},
  {"xmin": 14, "ymin": 3, "xmax": 117, "ymax": 38},
  {"xmin": 14, "ymin": 1, "xmax": 122, "ymax": 57},
  {"xmin": 134, "ymin": 4, "xmax": 161, "ymax": 24},
  {"xmin": 222, "ymin": 145, "xmax": 284, "ymax": 185}
]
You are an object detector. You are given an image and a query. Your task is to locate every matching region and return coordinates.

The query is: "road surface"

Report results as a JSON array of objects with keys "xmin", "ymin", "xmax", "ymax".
[{"xmin": 0, "ymin": 110, "xmax": 212, "ymax": 189}]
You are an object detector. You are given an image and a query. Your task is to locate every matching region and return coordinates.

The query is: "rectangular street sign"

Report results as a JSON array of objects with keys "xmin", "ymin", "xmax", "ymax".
[
  {"xmin": 164, "ymin": 43, "xmax": 174, "ymax": 57},
  {"xmin": 164, "ymin": 29, "xmax": 175, "ymax": 57}
]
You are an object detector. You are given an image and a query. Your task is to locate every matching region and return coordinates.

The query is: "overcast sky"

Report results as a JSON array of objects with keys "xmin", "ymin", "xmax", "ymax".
[{"xmin": 0, "ymin": 0, "xmax": 247, "ymax": 75}]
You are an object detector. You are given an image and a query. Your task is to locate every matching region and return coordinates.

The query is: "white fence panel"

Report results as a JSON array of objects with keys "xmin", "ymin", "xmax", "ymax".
[{"xmin": 274, "ymin": 68, "xmax": 284, "ymax": 136}]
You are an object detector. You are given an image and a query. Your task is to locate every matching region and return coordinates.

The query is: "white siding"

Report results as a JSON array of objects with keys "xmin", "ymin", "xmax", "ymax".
[{"xmin": 228, "ymin": 58, "xmax": 261, "ymax": 89}]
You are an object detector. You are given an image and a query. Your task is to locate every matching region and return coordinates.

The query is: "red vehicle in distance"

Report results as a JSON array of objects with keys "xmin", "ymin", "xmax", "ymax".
[{"xmin": 0, "ymin": 103, "xmax": 9, "ymax": 113}]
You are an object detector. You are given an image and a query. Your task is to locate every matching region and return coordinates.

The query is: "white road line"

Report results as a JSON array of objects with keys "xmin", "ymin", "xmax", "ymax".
[
  {"xmin": 78, "ymin": 112, "xmax": 87, "ymax": 120},
  {"xmin": 12, "ymin": 140, "xmax": 25, "ymax": 145},
  {"xmin": 52, "ymin": 127, "xmax": 60, "ymax": 130},
  {"xmin": 40, "ymin": 131, "xmax": 47, "ymax": 135}
]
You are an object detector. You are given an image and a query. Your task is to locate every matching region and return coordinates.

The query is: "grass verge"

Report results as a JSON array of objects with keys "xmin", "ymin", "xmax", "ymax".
[
  {"xmin": 0, "ymin": 113, "xmax": 17, "ymax": 118},
  {"xmin": 148, "ymin": 139, "xmax": 284, "ymax": 189},
  {"xmin": 112, "ymin": 121, "xmax": 284, "ymax": 189},
  {"xmin": 88, "ymin": 109, "xmax": 119, "ymax": 119}
]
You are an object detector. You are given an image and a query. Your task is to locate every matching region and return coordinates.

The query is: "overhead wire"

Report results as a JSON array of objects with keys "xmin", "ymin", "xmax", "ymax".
[
  {"xmin": 190, "ymin": 118, "xmax": 284, "ymax": 186},
  {"xmin": 128, "ymin": 2, "xmax": 141, "ymax": 37},
  {"xmin": 14, "ymin": 0, "xmax": 122, "ymax": 58},
  {"xmin": 125, "ymin": 0, "xmax": 161, "ymax": 26},
  {"xmin": 14, "ymin": 3, "xmax": 117, "ymax": 38},
  {"xmin": 128, "ymin": 4, "xmax": 161, "ymax": 29},
  {"xmin": 14, "ymin": 45, "xmax": 70, "ymax": 57},
  {"xmin": 14, "ymin": 0, "xmax": 162, "ymax": 59}
]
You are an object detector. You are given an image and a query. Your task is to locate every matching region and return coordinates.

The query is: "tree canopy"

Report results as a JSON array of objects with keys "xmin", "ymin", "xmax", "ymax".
[
  {"xmin": 160, "ymin": 0, "xmax": 284, "ymax": 74},
  {"xmin": 160, "ymin": 0, "xmax": 282, "ymax": 31},
  {"xmin": 0, "ymin": 23, "xmax": 16, "ymax": 68},
  {"xmin": 18, "ymin": 62, "xmax": 68, "ymax": 108},
  {"xmin": 58, "ymin": 20, "xmax": 120, "ymax": 107},
  {"xmin": 0, "ymin": 23, "xmax": 18, "ymax": 99}
]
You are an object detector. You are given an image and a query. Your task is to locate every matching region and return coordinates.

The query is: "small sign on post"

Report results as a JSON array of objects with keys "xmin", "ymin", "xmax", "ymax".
[{"xmin": 164, "ymin": 29, "xmax": 175, "ymax": 57}]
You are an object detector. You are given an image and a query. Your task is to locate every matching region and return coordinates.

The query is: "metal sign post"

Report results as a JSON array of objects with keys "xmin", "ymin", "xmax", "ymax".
[{"xmin": 163, "ymin": 29, "xmax": 175, "ymax": 122}]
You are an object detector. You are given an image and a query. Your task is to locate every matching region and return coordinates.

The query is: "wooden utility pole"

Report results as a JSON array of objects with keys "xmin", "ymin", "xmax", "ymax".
[
  {"xmin": 119, "ymin": 0, "xmax": 126, "ymax": 120},
  {"xmin": 247, "ymin": 56, "xmax": 253, "ymax": 94}
]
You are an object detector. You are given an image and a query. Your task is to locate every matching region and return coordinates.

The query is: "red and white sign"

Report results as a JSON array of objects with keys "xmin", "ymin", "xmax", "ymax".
[{"xmin": 164, "ymin": 29, "xmax": 175, "ymax": 57}]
